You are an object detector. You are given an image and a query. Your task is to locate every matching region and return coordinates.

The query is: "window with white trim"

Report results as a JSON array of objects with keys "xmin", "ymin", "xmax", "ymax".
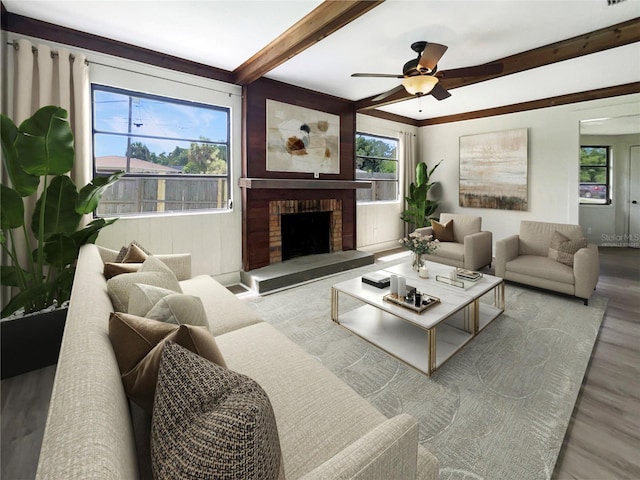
[
  {"xmin": 355, "ymin": 132, "xmax": 399, "ymax": 202},
  {"xmin": 92, "ymin": 85, "xmax": 230, "ymax": 216}
]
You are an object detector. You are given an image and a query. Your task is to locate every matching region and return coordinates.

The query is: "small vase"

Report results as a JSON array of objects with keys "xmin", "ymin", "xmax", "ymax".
[{"xmin": 412, "ymin": 253, "xmax": 422, "ymax": 272}]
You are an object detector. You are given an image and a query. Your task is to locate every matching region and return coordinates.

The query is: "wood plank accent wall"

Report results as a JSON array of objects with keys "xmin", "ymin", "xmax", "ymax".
[{"xmin": 242, "ymin": 78, "xmax": 357, "ymax": 271}]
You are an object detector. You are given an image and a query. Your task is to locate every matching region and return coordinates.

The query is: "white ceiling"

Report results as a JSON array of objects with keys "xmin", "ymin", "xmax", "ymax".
[{"xmin": 4, "ymin": 0, "xmax": 640, "ymax": 122}]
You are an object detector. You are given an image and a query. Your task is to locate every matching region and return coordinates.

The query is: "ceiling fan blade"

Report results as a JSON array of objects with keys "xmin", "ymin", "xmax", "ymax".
[
  {"xmin": 372, "ymin": 84, "xmax": 406, "ymax": 102},
  {"xmin": 430, "ymin": 83, "xmax": 451, "ymax": 101},
  {"xmin": 351, "ymin": 73, "xmax": 404, "ymax": 78},
  {"xmin": 418, "ymin": 42, "xmax": 448, "ymax": 71},
  {"xmin": 439, "ymin": 62, "xmax": 503, "ymax": 79}
]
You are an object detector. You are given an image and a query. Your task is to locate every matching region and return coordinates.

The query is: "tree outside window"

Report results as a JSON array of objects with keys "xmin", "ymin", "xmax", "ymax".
[
  {"xmin": 355, "ymin": 133, "xmax": 398, "ymax": 202},
  {"xmin": 92, "ymin": 85, "xmax": 230, "ymax": 216},
  {"xmin": 579, "ymin": 146, "xmax": 610, "ymax": 205}
]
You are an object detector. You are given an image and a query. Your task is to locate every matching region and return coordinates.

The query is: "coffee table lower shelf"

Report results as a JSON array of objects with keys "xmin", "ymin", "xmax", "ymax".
[{"xmin": 337, "ymin": 305, "xmax": 474, "ymax": 375}]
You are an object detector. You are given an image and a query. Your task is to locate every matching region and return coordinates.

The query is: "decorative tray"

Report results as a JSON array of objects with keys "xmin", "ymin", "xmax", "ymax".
[{"xmin": 383, "ymin": 293, "xmax": 440, "ymax": 313}]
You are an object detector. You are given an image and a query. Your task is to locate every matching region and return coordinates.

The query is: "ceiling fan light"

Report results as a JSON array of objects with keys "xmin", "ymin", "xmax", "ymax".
[{"xmin": 402, "ymin": 75, "xmax": 438, "ymax": 96}]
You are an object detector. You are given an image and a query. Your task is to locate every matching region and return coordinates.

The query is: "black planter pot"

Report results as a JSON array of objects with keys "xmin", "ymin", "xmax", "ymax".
[{"xmin": 1, "ymin": 307, "xmax": 67, "ymax": 379}]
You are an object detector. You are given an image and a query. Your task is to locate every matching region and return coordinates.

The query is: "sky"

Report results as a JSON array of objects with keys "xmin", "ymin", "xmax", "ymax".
[{"xmin": 93, "ymin": 88, "xmax": 229, "ymax": 158}]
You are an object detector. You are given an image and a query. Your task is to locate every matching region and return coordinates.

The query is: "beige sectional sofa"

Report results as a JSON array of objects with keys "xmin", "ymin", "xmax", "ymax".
[
  {"xmin": 495, "ymin": 220, "xmax": 600, "ymax": 304},
  {"xmin": 36, "ymin": 243, "xmax": 438, "ymax": 480}
]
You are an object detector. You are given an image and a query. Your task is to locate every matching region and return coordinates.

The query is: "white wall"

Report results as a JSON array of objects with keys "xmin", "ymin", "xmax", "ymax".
[
  {"xmin": 417, "ymin": 94, "xmax": 640, "ymax": 251},
  {"xmin": 4, "ymin": 33, "xmax": 244, "ymax": 283},
  {"xmin": 355, "ymin": 114, "xmax": 418, "ymax": 252}
]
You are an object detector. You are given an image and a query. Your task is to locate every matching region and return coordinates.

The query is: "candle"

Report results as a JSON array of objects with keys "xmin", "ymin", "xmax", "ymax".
[
  {"xmin": 397, "ymin": 277, "xmax": 406, "ymax": 298},
  {"xmin": 390, "ymin": 275, "xmax": 398, "ymax": 295},
  {"xmin": 419, "ymin": 265, "xmax": 429, "ymax": 278}
]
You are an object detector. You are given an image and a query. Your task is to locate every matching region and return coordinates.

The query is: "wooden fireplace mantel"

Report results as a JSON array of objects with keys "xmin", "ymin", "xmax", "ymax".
[{"xmin": 239, "ymin": 178, "xmax": 371, "ymax": 190}]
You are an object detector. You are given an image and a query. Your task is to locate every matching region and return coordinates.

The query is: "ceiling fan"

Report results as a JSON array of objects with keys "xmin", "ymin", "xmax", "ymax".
[{"xmin": 351, "ymin": 41, "xmax": 503, "ymax": 102}]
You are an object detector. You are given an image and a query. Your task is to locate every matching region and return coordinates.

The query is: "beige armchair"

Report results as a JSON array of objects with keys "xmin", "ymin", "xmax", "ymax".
[
  {"xmin": 495, "ymin": 220, "xmax": 599, "ymax": 305},
  {"xmin": 414, "ymin": 213, "xmax": 493, "ymax": 271}
]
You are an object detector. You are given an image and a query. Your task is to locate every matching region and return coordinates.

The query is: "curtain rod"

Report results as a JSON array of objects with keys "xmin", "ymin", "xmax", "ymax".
[
  {"xmin": 6, "ymin": 40, "xmax": 239, "ymax": 98},
  {"xmin": 7, "ymin": 41, "xmax": 89, "ymax": 65}
]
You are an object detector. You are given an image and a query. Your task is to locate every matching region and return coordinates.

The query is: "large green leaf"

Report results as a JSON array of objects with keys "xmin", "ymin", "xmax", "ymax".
[
  {"xmin": 43, "ymin": 233, "xmax": 77, "ymax": 268},
  {"xmin": 1, "ymin": 282, "xmax": 52, "ymax": 317},
  {"xmin": 0, "ymin": 265, "xmax": 32, "ymax": 287},
  {"xmin": 31, "ymin": 175, "xmax": 81, "ymax": 238},
  {"xmin": 0, "ymin": 185, "xmax": 24, "ymax": 229},
  {"xmin": 15, "ymin": 106, "xmax": 74, "ymax": 176},
  {"xmin": 71, "ymin": 218, "xmax": 118, "ymax": 249},
  {"xmin": 76, "ymin": 172, "xmax": 124, "ymax": 214},
  {"xmin": 1, "ymin": 114, "xmax": 40, "ymax": 196},
  {"xmin": 416, "ymin": 162, "xmax": 428, "ymax": 186}
]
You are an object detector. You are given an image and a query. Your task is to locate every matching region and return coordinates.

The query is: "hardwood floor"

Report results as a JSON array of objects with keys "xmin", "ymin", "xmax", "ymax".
[{"xmin": 1, "ymin": 247, "xmax": 638, "ymax": 480}]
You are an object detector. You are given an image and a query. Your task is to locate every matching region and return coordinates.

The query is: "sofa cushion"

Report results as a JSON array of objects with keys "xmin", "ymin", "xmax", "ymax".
[
  {"xmin": 430, "ymin": 241, "xmax": 465, "ymax": 262},
  {"xmin": 519, "ymin": 221, "xmax": 585, "ymax": 257},
  {"xmin": 548, "ymin": 230, "xmax": 587, "ymax": 267},
  {"xmin": 439, "ymin": 213, "xmax": 481, "ymax": 242},
  {"xmin": 151, "ymin": 341, "xmax": 284, "ymax": 480},
  {"xmin": 506, "ymin": 255, "xmax": 575, "ymax": 285},
  {"xmin": 146, "ymin": 293, "xmax": 209, "ymax": 328},
  {"xmin": 103, "ymin": 262, "xmax": 143, "ymax": 279},
  {"xmin": 432, "ymin": 219, "xmax": 454, "ymax": 242},
  {"xmin": 107, "ymin": 256, "xmax": 182, "ymax": 312},
  {"xmin": 128, "ymin": 284, "xmax": 178, "ymax": 317},
  {"xmin": 115, "ymin": 241, "xmax": 151, "ymax": 262},
  {"xmin": 108, "ymin": 312, "xmax": 226, "ymax": 412}
]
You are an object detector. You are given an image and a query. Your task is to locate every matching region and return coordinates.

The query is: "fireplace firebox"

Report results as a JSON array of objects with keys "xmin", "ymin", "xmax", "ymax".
[{"xmin": 281, "ymin": 211, "xmax": 331, "ymax": 260}]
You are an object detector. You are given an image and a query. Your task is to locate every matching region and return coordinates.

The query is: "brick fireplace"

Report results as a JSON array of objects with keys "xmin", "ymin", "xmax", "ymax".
[{"xmin": 269, "ymin": 199, "xmax": 343, "ymax": 264}]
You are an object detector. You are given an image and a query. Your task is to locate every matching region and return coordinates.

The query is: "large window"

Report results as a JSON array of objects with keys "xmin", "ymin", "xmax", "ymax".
[
  {"xmin": 92, "ymin": 85, "xmax": 231, "ymax": 216},
  {"xmin": 579, "ymin": 146, "xmax": 610, "ymax": 205},
  {"xmin": 355, "ymin": 133, "xmax": 399, "ymax": 202}
]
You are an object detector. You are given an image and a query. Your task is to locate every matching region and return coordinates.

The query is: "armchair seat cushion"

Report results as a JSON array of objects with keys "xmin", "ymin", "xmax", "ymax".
[
  {"xmin": 429, "ymin": 242, "xmax": 464, "ymax": 262},
  {"xmin": 506, "ymin": 255, "xmax": 574, "ymax": 285}
]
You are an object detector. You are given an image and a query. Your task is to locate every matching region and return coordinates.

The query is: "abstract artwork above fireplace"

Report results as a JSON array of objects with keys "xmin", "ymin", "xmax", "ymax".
[{"xmin": 266, "ymin": 100, "xmax": 340, "ymax": 174}]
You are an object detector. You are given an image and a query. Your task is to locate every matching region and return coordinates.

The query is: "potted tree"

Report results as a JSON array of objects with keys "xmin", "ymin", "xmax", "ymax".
[
  {"xmin": 1, "ymin": 105, "xmax": 121, "ymax": 378},
  {"xmin": 401, "ymin": 160, "xmax": 442, "ymax": 229}
]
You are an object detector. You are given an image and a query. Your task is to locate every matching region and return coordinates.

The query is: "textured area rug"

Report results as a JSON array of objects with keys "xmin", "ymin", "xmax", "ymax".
[{"xmin": 244, "ymin": 259, "xmax": 607, "ymax": 480}]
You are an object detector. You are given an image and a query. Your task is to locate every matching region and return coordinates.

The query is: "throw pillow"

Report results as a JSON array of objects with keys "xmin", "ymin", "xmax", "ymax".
[
  {"xmin": 107, "ymin": 256, "xmax": 182, "ymax": 312},
  {"xmin": 103, "ymin": 262, "xmax": 143, "ymax": 280},
  {"xmin": 151, "ymin": 342, "xmax": 284, "ymax": 480},
  {"xmin": 122, "ymin": 242, "xmax": 149, "ymax": 263},
  {"xmin": 548, "ymin": 230, "xmax": 588, "ymax": 266},
  {"xmin": 146, "ymin": 294, "xmax": 209, "ymax": 328},
  {"xmin": 115, "ymin": 241, "xmax": 151, "ymax": 263},
  {"xmin": 108, "ymin": 312, "xmax": 226, "ymax": 412},
  {"xmin": 128, "ymin": 284, "xmax": 178, "ymax": 317},
  {"xmin": 432, "ymin": 219, "xmax": 455, "ymax": 242}
]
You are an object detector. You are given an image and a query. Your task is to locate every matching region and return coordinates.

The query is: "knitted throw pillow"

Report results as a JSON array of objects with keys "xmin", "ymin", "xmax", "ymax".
[
  {"xmin": 151, "ymin": 342, "xmax": 285, "ymax": 480},
  {"xmin": 548, "ymin": 230, "xmax": 587, "ymax": 266}
]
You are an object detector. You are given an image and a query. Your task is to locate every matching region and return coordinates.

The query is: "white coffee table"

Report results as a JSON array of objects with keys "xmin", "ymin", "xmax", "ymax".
[{"xmin": 331, "ymin": 261, "xmax": 504, "ymax": 375}]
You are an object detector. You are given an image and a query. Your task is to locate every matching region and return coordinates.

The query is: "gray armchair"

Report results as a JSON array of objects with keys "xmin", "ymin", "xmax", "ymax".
[
  {"xmin": 414, "ymin": 213, "xmax": 493, "ymax": 271},
  {"xmin": 495, "ymin": 220, "xmax": 599, "ymax": 305}
]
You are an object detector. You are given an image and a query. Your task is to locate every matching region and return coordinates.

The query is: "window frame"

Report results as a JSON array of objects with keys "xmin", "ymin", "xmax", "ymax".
[
  {"xmin": 91, "ymin": 84, "xmax": 232, "ymax": 216},
  {"xmin": 579, "ymin": 145, "xmax": 611, "ymax": 206},
  {"xmin": 355, "ymin": 131, "xmax": 400, "ymax": 204}
]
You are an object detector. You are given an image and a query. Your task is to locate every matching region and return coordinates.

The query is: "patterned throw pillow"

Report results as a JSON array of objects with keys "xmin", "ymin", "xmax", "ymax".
[
  {"xmin": 107, "ymin": 256, "xmax": 182, "ymax": 312},
  {"xmin": 548, "ymin": 230, "xmax": 588, "ymax": 266},
  {"xmin": 108, "ymin": 312, "xmax": 226, "ymax": 412},
  {"xmin": 152, "ymin": 342, "xmax": 285, "ymax": 480},
  {"xmin": 115, "ymin": 241, "xmax": 151, "ymax": 263},
  {"xmin": 432, "ymin": 219, "xmax": 455, "ymax": 242}
]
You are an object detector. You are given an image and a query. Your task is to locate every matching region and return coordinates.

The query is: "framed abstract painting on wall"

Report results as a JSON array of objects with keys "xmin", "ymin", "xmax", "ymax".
[
  {"xmin": 266, "ymin": 99, "xmax": 340, "ymax": 174},
  {"xmin": 459, "ymin": 128, "xmax": 528, "ymax": 210}
]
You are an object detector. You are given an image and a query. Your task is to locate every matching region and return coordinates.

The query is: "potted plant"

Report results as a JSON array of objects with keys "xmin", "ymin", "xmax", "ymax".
[
  {"xmin": 1, "ymin": 105, "xmax": 121, "ymax": 377},
  {"xmin": 400, "ymin": 160, "xmax": 442, "ymax": 229}
]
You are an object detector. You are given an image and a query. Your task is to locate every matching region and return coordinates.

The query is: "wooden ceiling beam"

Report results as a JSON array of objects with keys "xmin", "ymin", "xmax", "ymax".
[
  {"xmin": 233, "ymin": 0, "xmax": 384, "ymax": 85},
  {"xmin": 355, "ymin": 17, "xmax": 640, "ymax": 111}
]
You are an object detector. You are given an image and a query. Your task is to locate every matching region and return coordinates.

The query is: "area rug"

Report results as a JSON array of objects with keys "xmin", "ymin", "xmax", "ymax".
[{"xmin": 244, "ymin": 258, "xmax": 607, "ymax": 480}]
